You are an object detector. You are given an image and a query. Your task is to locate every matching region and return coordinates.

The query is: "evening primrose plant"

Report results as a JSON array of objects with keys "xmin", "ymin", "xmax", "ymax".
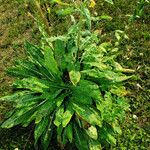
[{"xmin": 1, "ymin": 1, "xmax": 133, "ymax": 150}]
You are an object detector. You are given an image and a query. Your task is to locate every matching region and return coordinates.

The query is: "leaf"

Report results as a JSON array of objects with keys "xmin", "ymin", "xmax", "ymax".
[
  {"xmin": 69, "ymin": 70, "xmax": 81, "ymax": 86},
  {"xmin": 113, "ymin": 62, "xmax": 135, "ymax": 73},
  {"xmin": 16, "ymin": 95, "xmax": 42, "ymax": 108},
  {"xmin": 89, "ymin": 140, "xmax": 102, "ymax": 150},
  {"xmin": 56, "ymin": 7, "xmax": 75, "ymax": 16},
  {"xmin": 62, "ymin": 128, "xmax": 68, "ymax": 145},
  {"xmin": 110, "ymin": 85, "xmax": 128, "ymax": 96},
  {"xmin": 21, "ymin": 92, "xmax": 57, "ymax": 127},
  {"xmin": 25, "ymin": 42, "xmax": 44, "ymax": 67},
  {"xmin": 86, "ymin": 126, "xmax": 98, "ymax": 140},
  {"xmin": 91, "ymin": 15, "xmax": 112, "ymax": 21},
  {"xmin": 34, "ymin": 116, "xmax": 49, "ymax": 145},
  {"xmin": 54, "ymin": 39, "xmax": 65, "ymax": 55},
  {"xmin": 115, "ymin": 32, "xmax": 121, "ymax": 41},
  {"xmin": 41, "ymin": 116, "xmax": 53, "ymax": 150},
  {"xmin": 99, "ymin": 126, "xmax": 116, "ymax": 145},
  {"xmin": 57, "ymin": 125, "xmax": 63, "ymax": 143},
  {"xmin": 47, "ymin": 36, "xmax": 69, "ymax": 43},
  {"xmin": 72, "ymin": 80, "xmax": 102, "ymax": 104},
  {"xmin": 74, "ymin": 124, "xmax": 89, "ymax": 150},
  {"xmin": 62, "ymin": 123, "xmax": 73, "ymax": 145},
  {"xmin": 56, "ymin": 94, "xmax": 67, "ymax": 107},
  {"xmin": 66, "ymin": 123, "xmax": 73, "ymax": 143},
  {"xmin": 62, "ymin": 103, "xmax": 74, "ymax": 127},
  {"xmin": 35, "ymin": 97, "xmax": 56, "ymax": 124},
  {"xmin": 7, "ymin": 61, "xmax": 40, "ymax": 78},
  {"xmin": 81, "ymin": 7, "xmax": 91, "ymax": 30},
  {"xmin": 99, "ymin": 15, "xmax": 112, "ymax": 20},
  {"xmin": 13, "ymin": 77, "xmax": 49, "ymax": 93},
  {"xmin": 86, "ymin": 70, "xmax": 133, "ymax": 83},
  {"xmin": 1, "ymin": 106, "xmax": 35, "ymax": 128},
  {"xmin": 112, "ymin": 122, "xmax": 122, "ymax": 135},
  {"xmin": 107, "ymin": 133, "xmax": 116, "ymax": 144},
  {"xmin": 68, "ymin": 22, "xmax": 82, "ymax": 35},
  {"xmin": 54, "ymin": 106, "xmax": 64, "ymax": 127},
  {"xmin": 13, "ymin": 60, "xmax": 44, "ymax": 77},
  {"xmin": 72, "ymin": 102, "xmax": 102, "ymax": 127},
  {"xmin": 54, "ymin": 39, "xmax": 65, "ymax": 70},
  {"xmin": 0, "ymin": 91, "xmax": 31, "ymax": 102},
  {"xmin": 104, "ymin": 0, "xmax": 114, "ymax": 5},
  {"xmin": 44, "ymin": 46, "xmax": 60, "ymax": 76}
]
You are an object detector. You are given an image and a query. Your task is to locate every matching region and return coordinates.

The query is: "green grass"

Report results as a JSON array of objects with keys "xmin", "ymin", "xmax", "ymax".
[{"xmin": 0, "ymin": 0, "xmax": 150, "ymax": 149}]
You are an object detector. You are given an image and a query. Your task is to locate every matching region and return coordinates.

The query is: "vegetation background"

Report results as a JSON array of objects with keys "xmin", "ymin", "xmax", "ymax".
[{"xmin": 0, "ymin": 0, "xmax": 149, "ymax": 149}]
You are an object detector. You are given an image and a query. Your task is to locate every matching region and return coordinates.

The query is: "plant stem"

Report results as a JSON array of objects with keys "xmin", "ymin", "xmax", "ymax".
[{"xmin": 34, "ymin": 0, "xmax": 51, "ymax": 35}]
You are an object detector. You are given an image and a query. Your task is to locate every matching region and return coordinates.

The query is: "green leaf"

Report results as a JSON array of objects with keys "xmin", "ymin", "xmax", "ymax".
[
  {"xmin": 74, "ymin": 124, "xmax": 89, "ymax": 150},
  {"xmin": 13, "ymin": 77, "xmax": 49, "ymax": 93},
  {"xmin": 56, "ymin": 94, "xmax": 67, "ymax": 107},
  {"xmin": 62, "ymin": 103, "xmax": 74, "ymax": 127},
  {"xmin": 62, "ymin": 123, "xmax": 73, "ymax": 145},
  {"xmin": 99, "ymin": 15, "xmax": 112, "ymax": 20},
  {"xmin": 54, "ymin": 39, "xmax": 65, "ymax": 70},
  {"xmin": 14, "ymin": 60, "xmax": 44, "ymax": 77},
  {"xmin": 88, "ymin": 70, "xmax": 132, "ymax": 83},
  {"xmin": 72, "ymin": 102, "xmax": 102, "ymax": 127},
  {"xmin": 7, "ymin": 60, "xmax": 42, "ymax": 78},
  {"xmin": 25, "ymin": 42, "xmax": 44, "ymax": 67},
  {"xmin": 112, "ymin": 122, "xmax": 122, "ymax": 135},
  {"xmin": 47, "ymin": 36, "xmax": 69, "ymax": 43},
  {"xmin": 89, "ymin": 140, "xmax": 102, "ymax": 150},
  {"xmin": 86, "ymin": 126, "xmax": 98, "ymax": 140},
  {"xmin": 105, "ymin": 0, "xmax": 114, "ymax": 5},
  {"xmin": 92, "ymin": 15, "xmax": 112, "ymax": 21},
  {"xmin": 99, "ymin": 126, "xmax": 116, "ymax": 145},
  {"xmin": 0, "ymin": 91, "xmax": 31, "ymax": 102},
  {"xmin": 44, "ymin": 46, "xmax": 60, "ymax": 77},
  {"xmin": 16, "ymin": 95, "xmax": 42, "ymax": 108},
  {"xmin": 54, "ymin": 106, "xmax": 64, "ymax": 127},
  {"xmin": 51, "ymin": 0, "xmax": 70, "ymax": 6},
  {"xmin": 113, "ymin": 62, "xmax": 135, "ymax": 73},
  {"xmin": 68, "ymin": 22, "xmax": 82, "ymax": 35},
  {"xmin": 66, "ymin": 123, "xmax": 73, "ymax": 143},
  {"xmin": 115, "ymin": 32, "xmax": 121, "ymax": 41},
  {"xmin": 72, "ymin": 80, "xmax": 101, "ymax": 104},
  {"xmin": 69, "ymin": 70, "xmax": 81, "ymax": 86},
  {"xmin": 54, "ymin": 40, "xmax": 65, "ymax": 55},
  {"xmin": 34, "ymin": 116, "xmax": 49, "ymax": 145},
  {"xmin": 110, "ymin": 85, "xmax": 128, "ymax": 96},
  {"xmin": 107, "ymin": 133, "xmax": 116, "ymax": 144},
  {"xmin": 21, "ymin": 93, "xmax": 57, "ymax": 127},
  {"xmin": 1, "ymin": 106, "xmax": 35, "ymax": 128},
  {"xmin": 41, "ymin": 116, "xmax": 53, "ymax": 150},
  {"xmin": 57, "ymin": 125, "xmax": 63, "ymax": 143},
  {"xmin": 81, "ymin": 6, "xmax": 91, "ymax": 30},
  {"xmin": 56, "ymin": 7, "xmax": 75, "ymax": 16},
  {"xmin": 35, "ymin": 97, "xmax": 56, "ymax": 124}
]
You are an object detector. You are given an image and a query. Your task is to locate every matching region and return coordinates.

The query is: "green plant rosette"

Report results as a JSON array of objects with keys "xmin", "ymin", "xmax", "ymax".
[{"xmin": 0, "ymin": 3, "xmax": 133, "ymax": 150}]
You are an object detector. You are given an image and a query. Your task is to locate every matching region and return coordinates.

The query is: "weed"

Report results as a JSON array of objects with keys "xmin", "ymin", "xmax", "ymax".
[{"xmin": 0, "ymin": 1, "xmax": 133, "ymax": 150}]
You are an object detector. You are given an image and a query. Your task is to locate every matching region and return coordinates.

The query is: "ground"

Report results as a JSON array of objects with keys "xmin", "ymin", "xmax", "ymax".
[{"xmin": 0, "ymin": 0, "xmax": 150, "ymax": 149}]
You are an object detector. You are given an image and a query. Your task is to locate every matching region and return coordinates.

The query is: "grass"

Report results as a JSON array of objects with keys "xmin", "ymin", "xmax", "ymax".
[{"xmin": 0, "ymin": 0, "xmax": 150, "ymax": 149}]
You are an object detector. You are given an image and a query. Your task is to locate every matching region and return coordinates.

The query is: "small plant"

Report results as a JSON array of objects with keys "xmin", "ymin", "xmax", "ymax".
[
  {"xmin": 129, "ymin": 0, "xmax": 150, "ymax": 22},
  {"xmin": 1, "ymin": 1, "xmax": 133, "ymax": 150}
]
